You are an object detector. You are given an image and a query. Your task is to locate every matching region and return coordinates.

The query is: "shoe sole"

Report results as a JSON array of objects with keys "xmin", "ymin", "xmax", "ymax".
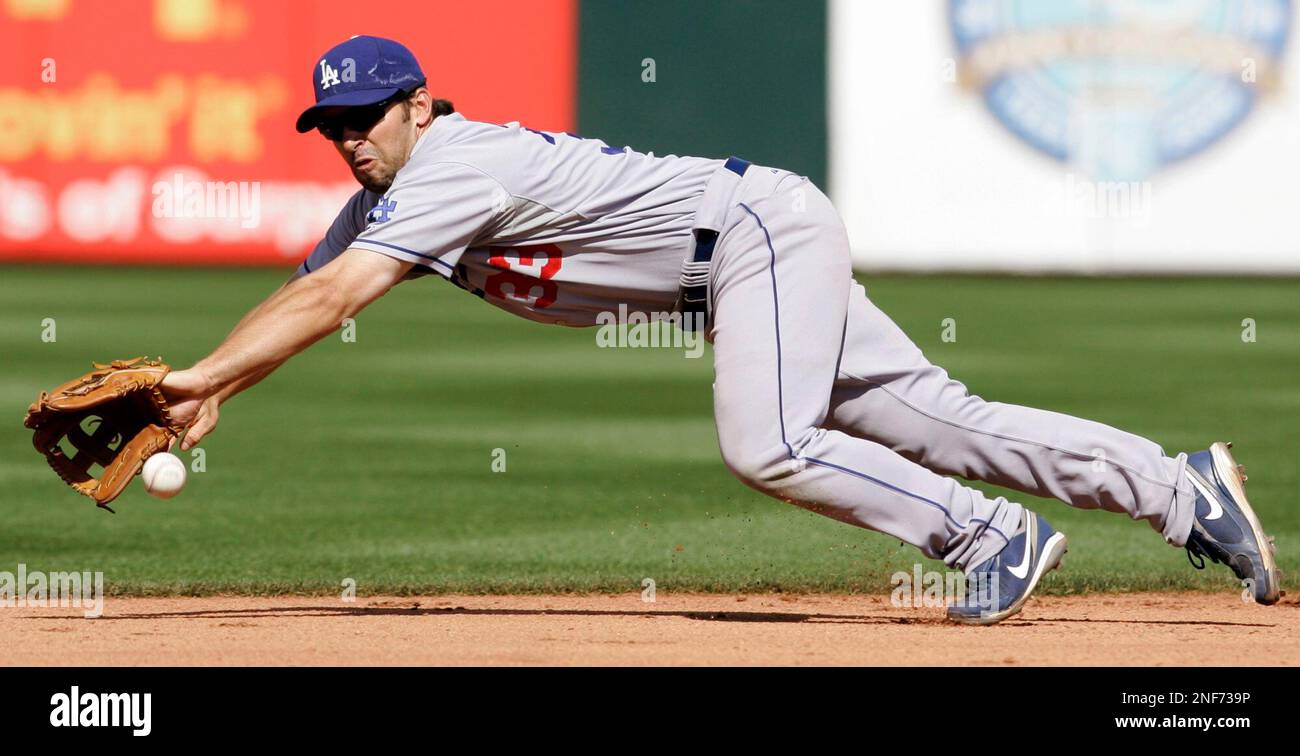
[
  {"xmin": 1208, "ymin": 442, "xmax": 1281, "ymax": 604},
  {"xmin": 951, "ymin": 526, "xmax": 1069, "ymax": 626}
]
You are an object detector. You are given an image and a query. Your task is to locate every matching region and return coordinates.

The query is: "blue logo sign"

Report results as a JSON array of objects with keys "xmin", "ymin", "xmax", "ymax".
[
  {"xmin": 368, "ymin": 197, "xmax": 397, "ymax": 224},
  {"xmin": 949, "ymin": 0, "xmax": 1292, "ymax": 180}
]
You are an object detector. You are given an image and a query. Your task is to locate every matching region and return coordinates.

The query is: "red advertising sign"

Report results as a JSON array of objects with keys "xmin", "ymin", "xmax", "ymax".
[{"xmin": 0, "ymin": 0, "xmax": 576, "ymax": 265}]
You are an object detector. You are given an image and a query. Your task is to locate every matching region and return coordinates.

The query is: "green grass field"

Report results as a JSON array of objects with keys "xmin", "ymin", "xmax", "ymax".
[{"xmin": 1, "ymin": 265, "xmax": 1296, "ymax": 596}]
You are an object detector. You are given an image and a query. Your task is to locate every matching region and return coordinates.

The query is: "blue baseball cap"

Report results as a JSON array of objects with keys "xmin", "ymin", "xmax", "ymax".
[{"xmin": 295, "ymin": 35, "xmax": 426, "ymax": 133}]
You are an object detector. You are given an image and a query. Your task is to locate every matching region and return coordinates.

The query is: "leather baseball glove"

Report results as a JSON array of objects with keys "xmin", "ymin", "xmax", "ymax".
[{"xmin": 24, "ymin": 357, "xmax": 186, "ymax": 512}]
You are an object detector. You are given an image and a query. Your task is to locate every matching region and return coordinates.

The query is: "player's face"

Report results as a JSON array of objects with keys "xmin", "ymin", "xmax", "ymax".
[{"xmin": 320, "ymin": 89, "xmax": 432, "ymax": 194}]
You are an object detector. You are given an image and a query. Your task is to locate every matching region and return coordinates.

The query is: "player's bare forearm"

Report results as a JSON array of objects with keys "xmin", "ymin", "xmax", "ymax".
[
  {"xmin": 215, "ymin": 365, "xmax": 276, "ymax": 403},
  {"xmin": 161, "ymin": 248, "xmax": 414, "ymax": 425},
  {"xmin": 205, "ymin": 277, "xmax": 296, "ymax": 403},
  {"xmin": 192, "ymin": 274, "xmax": 351, "ymax": 393}
]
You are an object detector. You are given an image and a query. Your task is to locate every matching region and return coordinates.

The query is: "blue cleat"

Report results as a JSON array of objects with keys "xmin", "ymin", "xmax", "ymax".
[
  {"xmin": 947, "ymin": 511, "xmax": 1068, "ymax": 625},
  {"xmin": 1183, "ymin": 442, "xmax": 1281, "ymax": 605}
]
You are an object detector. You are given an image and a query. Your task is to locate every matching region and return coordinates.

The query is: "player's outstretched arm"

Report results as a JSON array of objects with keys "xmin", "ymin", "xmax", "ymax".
[{"xmin": 161, "ymin": 248, "xmax": 415, "ymax": 440}]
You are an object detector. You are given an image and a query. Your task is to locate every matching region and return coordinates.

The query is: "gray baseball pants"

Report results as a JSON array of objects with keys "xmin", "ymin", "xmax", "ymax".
[{"xmin": 703, "ymin": 164, "xmax": 1197, "ymax": 571}]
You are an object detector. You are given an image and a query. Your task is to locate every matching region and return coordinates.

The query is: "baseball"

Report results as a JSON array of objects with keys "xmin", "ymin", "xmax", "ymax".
[{"xmin": 141, "ymin": 452, "xmax": 187, "ymax": 499}]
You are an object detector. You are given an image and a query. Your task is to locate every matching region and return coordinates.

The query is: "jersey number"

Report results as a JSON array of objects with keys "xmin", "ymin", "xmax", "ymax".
[{"xmin": 484, "ymin": 243, "xmax": 563, "ymax": 309}]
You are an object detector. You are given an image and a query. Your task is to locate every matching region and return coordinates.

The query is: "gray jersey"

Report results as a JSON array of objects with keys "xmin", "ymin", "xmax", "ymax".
[{"xmin": 298, "ymin": 113, "xmax": 723, "ymax": 325}]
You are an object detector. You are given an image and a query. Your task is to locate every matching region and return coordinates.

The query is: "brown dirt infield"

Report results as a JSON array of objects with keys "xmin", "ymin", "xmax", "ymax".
[{"xmin": 3, "ymin": 592, "xmax": 1297, "ymax": 666}]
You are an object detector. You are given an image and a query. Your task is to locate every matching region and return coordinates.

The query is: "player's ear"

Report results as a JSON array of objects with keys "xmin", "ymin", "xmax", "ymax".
[{"xmin": 410, "ymin": 88, "xmax": 434, "ymax": 129}]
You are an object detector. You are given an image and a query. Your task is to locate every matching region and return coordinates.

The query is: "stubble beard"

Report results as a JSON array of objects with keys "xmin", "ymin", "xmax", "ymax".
[{"xmin": 356, "ymin": 167, "xmax": 396, "ymax": 195}]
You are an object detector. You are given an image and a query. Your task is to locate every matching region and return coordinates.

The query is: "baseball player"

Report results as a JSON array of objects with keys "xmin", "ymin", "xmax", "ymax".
[{"xmin": 156, "ymin": 36, "xmax": 1280, "ymax": 624}]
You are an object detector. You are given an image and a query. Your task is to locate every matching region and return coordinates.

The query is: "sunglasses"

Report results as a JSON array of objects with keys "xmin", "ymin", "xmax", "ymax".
[{"xmin": 316, "ymin": 90, "xmax": 414, "ymax": 142}]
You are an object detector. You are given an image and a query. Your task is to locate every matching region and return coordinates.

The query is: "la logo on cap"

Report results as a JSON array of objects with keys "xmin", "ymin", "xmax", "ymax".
[{"xmin": 319, "ymin": 57, "xmax": 356, "ymax": 90}]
